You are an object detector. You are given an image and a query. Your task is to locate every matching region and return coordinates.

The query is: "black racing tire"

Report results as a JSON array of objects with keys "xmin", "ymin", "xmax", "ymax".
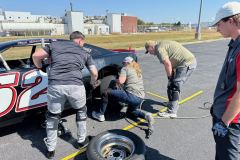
[
  {"xmin": 99, "ymin": 75, "xmax": 125, "ymax": 114},
  {"xmin": 100, "ymin": 75, "xmax": 117, "ymax": 95},
  {"xmin": 87, "ymin": 129, "xmax": 145, "ymax": 160}
]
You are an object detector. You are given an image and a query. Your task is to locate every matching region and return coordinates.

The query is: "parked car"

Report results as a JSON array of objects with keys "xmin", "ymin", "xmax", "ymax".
[{"xmin": 0, "ymin": 38, "xmax": 137, "ymax": 128}]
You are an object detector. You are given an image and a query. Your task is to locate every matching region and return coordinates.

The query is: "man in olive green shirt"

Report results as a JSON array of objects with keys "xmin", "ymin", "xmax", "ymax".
[{"xmin": 145, "ymin": 40, "xmax": 197, "ymax": 117}]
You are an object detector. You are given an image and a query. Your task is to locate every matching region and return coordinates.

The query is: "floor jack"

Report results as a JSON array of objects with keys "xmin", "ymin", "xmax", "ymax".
[{"xmin": 57, "ymin": 119, "xmax": 72, "ymax": 139}]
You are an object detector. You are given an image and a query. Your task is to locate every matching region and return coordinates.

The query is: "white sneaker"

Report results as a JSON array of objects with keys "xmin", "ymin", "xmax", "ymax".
[
  {"xmin": 145, "ymin": 113, "xmax": 154, "ymax": 130},
  {"xmin": 158, "ymin": 111, "xmax": 177, "ymax": 118},
  {"xmin": 92, "ymin": 111, "xmax": 105, "ymax": 122}
]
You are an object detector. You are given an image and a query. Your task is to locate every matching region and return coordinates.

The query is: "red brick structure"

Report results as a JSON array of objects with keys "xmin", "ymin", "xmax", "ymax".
[{"xmin": 121, "ymin": 16, "xmax": 137, "ymax": 33}]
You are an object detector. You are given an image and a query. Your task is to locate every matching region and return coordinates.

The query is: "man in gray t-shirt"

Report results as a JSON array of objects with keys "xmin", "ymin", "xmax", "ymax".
[{"xmin": 32, "ymin": 31, "xmax": 98, "ymax": 159}]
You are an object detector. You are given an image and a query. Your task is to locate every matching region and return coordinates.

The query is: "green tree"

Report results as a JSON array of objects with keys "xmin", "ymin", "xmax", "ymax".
[{"xmin": 137, "ymin": 19, "xmax": 145, "ymax": 25}]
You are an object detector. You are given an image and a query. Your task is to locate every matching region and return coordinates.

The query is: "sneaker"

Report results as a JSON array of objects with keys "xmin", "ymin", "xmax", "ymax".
[
  {"xmin": 145, "ymin": 113, "xmax": 154, "ymax": 130},
  {"xmin": 158, "ymin": 111, "xmax": 177, "ymax": 118},
  {"xmin": 92, "ymin": 111, "xmax": 105, "ymax": 122},
  {"xmin": 77, "ymin": 136, "xmax": 92, "ymax": 149},
  {"xmin": 46, "ymin": 150, "xmax": 55, "ymax": 159}
]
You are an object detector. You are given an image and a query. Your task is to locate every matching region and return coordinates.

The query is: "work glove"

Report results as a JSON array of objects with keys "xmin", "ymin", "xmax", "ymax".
[
  {"xmin": 167, "ymin": 75, "xmax": 174, "ymax": 88},
  {"xmin": 167, "ymin": 71, "xmax": 175, "ymax": 85},
  {"xmin": 212, "ymin": 119, "xmax": 229, "ymax": 137}
]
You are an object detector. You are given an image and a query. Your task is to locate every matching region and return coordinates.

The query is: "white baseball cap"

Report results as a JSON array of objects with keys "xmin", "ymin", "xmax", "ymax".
[
  {"xmin": 212, "ymin": 1, "xmax": 240, "ymax": 26},
  {"xmin": 123, "ymin": 56, "xmax": 133, "ymax": 63}
]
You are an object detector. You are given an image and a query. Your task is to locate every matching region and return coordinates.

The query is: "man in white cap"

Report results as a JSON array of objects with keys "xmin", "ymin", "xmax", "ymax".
[
  {"xmin": 145, "ymin": 40, "xmax": 196, "ymax": 118},
  {"xmin": 211, "ymin": 2, "xmax": 240, "ymax": 160}
]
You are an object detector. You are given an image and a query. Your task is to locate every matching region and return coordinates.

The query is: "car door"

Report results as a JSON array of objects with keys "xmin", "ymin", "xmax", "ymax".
[{"xmin": 0, "ymin": 43, "xmax": 48, "ymax": 127}]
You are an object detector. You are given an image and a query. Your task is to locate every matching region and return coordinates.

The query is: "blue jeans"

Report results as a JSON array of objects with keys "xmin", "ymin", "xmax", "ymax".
[
  {"xmin": 99, "ymin": 89, "xmax": 145, "ymax": 119},
  {"xmin": 167, "ymin": 63, "xmax": 196, "ymax": 113},
  {"xmin": 213, "ymin": 118, "xmax": 240, "ymax": 160}
]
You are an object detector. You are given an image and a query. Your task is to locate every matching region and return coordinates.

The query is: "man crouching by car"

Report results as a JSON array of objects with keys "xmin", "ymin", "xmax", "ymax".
[{"xmin": 32, "ymin": 31, "xmax": 98, "ymax": 159}]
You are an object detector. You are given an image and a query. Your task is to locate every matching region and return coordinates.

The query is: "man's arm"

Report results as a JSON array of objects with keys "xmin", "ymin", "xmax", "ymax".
[
  {"xmin": 163, "ymin": 58, "xmax": 173, "ymax": 77},
  {"xmin": 32, "ymin": 48, "xmax": 49, "ymax": 68},
  {"xmin": 222, "ymin": 82, "xmax": 240, "ymax": 126},
  {"xmin": 89, "ymin": 65, "xmax": 98, "ymax": 84}
]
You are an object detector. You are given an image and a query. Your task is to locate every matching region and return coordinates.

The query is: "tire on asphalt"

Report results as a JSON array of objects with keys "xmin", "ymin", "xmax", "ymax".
[
  {"xmin": 87, "ymin": 129, "xmax": 146, "ymax": 160},
  {"xmin": 100, "ymin": 75, "xmax": 125, "ymax": 114},
  {"xmin": 100, "ymin": 75, "xmax": 117, "ymax": 95}
]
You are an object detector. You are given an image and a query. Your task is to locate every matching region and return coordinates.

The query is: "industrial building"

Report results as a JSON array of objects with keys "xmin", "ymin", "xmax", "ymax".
[{"xmin": 0, "ymin": 9, "xmax": 138, "ymax": 37}]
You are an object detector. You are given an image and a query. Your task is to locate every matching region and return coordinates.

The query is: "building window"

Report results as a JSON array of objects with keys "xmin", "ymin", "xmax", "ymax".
[
  {"xmin": 18, "ymin": 17, "xmax": 20, "ymax": 19},
  {"xmin": 9, "ymin": 16, "xmax": 11, "ymax": 19}
]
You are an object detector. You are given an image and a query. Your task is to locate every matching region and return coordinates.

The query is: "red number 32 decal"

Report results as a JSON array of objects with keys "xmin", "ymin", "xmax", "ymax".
[{"xmin": 0, "ymin": 70, "xmax": 47, "ymax": 117}]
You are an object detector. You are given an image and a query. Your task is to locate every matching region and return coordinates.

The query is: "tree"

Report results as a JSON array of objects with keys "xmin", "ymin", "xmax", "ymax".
[
  {"xmin": 137, "ymin": 19, "xmax": 145, "ymax": 25},
  {"xmin": 174, "ymin": 21, "xmax": 181, "ymax": 26}
]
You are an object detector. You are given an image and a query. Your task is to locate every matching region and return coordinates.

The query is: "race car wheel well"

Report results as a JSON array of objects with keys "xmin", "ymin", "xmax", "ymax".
[{"xmin": 98, "ymin": 65, "xmax": 120, "ymax": 80}]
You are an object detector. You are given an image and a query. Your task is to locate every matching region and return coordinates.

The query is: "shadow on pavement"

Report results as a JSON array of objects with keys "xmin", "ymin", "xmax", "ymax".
[
  {"xmin": 0, "ymin": 110, "xmax": 79, "ymax": 159},
  {"xmin": 141, "ymin": 98, "xmax": 167, "ymax": 113},
  {"xmin": 0, "ymin": 115, "xmax": 47, "ymax": 157},
  {"xmin": 72, "ymin": 145, "xmax": 175, "ymax": 160},
  {"xmin": 145, "ymin": 145, "xmax": 175, "ymax": 160}
]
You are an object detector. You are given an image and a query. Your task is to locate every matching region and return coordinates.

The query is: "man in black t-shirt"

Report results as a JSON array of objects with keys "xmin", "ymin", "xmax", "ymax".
[{"xmin": 33, "ymin": 31, "xmax": 98, "ymax": 159}]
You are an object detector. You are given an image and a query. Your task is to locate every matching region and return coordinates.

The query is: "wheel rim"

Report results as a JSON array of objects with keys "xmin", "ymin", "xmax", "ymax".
[{"xmin": 97, "ymin": 134, "xmax": 135, "ymax": 160}]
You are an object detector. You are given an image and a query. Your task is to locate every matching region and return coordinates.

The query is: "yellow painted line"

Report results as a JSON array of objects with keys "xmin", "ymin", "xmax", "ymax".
[
  {"xmin": 178, "ymin": 90, "xmax": 203, "ymax": 105},
  {"xmin": 123, "ymin": 90, "xmax": 203, "ymax": 130},
  {"xmin": 123, "ymin": 107, "xmax": 167, "ymax": 130},
  {"xmin": 146, "ymin": 91, "xmax": 168, "ymax": 100},
  {"xmin": 61, "ymin": 147, "xmax": 87, "ymax": 160},
  {"xmin": 62, "ymin": 90, "xmax": 203, "ymax": 160}
]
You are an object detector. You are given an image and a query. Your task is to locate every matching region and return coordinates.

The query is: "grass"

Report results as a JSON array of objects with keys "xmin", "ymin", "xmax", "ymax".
[{"xmin": 0, "ymin": 29, "xmax": 222, "ymax": 60}]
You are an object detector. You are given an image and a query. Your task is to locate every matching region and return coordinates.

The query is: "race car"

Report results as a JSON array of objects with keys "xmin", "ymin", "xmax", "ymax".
[{"xmin": 0, "ymin": 38, "xmax": 137, "ymax": 127}]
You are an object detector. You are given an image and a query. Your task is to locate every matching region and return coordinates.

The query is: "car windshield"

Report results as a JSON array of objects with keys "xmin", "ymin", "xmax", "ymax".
[{"xmin": 84, "ymin": 44, "xmax": 112, "ymax": 56}]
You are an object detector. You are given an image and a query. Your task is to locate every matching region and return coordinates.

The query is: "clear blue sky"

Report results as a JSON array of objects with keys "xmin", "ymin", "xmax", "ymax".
[{"xmin": 0, "ymin": 0, "xmax": 238, "ymax": 24}]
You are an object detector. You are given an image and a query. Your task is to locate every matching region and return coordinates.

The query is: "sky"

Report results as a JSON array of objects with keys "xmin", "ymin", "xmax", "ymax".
[{"xmin": 0, "ymin": 0, "xmax": 239, "ymax": 24}]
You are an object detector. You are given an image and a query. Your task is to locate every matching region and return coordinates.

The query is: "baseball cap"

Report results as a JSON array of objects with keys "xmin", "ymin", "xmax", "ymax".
[
  {"xmin": 123, "ymin": 56, "xmax": 133, "ymax": 63},
  {"xmin": 145, "ymin": 40, "xmax": 155, "ymax": 54},
  {"xmin": 212, "ymin": 1, "xmax": 240, "ymax": 26}
]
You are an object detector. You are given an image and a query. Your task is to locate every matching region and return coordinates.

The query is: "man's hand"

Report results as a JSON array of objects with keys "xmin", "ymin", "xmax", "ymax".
[
  {"xmin": 212, "ymin": 120, "xmax": 229, "ymax": 137},
  {"xmin": 91, "ymin": 80, "xmax": 101, "ymax": 89}
]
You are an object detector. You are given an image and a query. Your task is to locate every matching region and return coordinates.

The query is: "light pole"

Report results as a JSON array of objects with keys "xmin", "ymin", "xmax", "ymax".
[{"xmin": 195, "ymin": 0, "xmax": 202, "ymax": 40}]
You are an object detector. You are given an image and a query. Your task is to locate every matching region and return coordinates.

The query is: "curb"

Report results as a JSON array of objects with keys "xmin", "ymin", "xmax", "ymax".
[{"xmin": 134, "ymin": 38, "xmax": 228, "ymax": 51}]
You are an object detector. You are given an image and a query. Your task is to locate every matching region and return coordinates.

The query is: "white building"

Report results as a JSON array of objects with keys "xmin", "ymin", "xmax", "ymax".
[
  {"xmin": 0, "ymin": 10, "xmax": 126, "ymax": 36},
  {"xmin": 106, "ymin": 13, "xmax": 121, "ymax": 33},
  {"xmin": 84, "ymin": 23, "xmax": 109, "ymax": 35},
  {"xmin": 65, "ymin": 11, "xmax": 84, "ymax": 34},
  {"xmin": 0, "ymin": 10, "xmax": 66, "ymax": 36}
]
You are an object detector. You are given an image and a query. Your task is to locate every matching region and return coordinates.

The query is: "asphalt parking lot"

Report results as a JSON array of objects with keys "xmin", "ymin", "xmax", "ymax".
[{"xmin": 0, "ymin": 39, "xmax": 229, "ymax": 160}]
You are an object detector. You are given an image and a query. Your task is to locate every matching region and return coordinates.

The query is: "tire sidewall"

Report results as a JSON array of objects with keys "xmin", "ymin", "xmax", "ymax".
[{"xmin": 87, "ymin": 129, "xmax": 145, "ymax": 160}]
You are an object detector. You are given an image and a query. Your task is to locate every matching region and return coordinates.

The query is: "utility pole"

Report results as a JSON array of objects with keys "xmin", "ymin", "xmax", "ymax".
[
  {"xmin": 195, "ymin": 0, "xmax": 202, "ymax": 40},
  {"xmin": 70, "ymin": 2, "xmax": 73, "ymax": 11}
]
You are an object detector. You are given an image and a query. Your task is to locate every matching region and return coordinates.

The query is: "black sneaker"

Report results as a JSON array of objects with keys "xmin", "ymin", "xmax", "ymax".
[
  {"xmin": 77, "ymin": 136, "xmax": 92, "ymax": 149},
  {"xmin": 46, "ymin": 150, "xmax": 55, "ymax": 159}
]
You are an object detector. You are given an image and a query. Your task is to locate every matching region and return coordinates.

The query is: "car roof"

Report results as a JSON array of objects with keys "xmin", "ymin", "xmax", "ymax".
[{"xmin": 0, "ymin": 38, "xmax": 66, "ymax": 53}]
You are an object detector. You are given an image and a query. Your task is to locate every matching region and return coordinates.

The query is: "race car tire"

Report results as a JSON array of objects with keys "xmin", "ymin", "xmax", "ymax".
[
  {"xmin": 100, "ymin": 75, "xmax": 117, "ymax": 95},
  {"xmin": 99, "ymin": 75, "xmax": 126, "ymax": 114},
  {"xmin": 87, "ymin": 129, "xmax": 145, "ymax": 160}
]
